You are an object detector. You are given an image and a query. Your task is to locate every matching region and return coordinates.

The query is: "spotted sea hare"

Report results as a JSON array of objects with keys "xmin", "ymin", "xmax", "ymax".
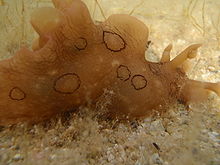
[{"xmin": 0, "ymin": 0, "xmax": 219, "ymax": 125}]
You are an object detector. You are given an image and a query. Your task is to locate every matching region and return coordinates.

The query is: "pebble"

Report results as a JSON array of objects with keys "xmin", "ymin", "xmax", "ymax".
[
  {"xmin": 107, "ymin": 153, "xmax": 115, "ymax": 162},
  {"xmin": 150, "ymin": 120, "xmax": 165, "ymax": 132},
  {"xmin": 208, "ymin": 131, "xmax": 220, "ymax": 143},
  {"xmin": 151, "ymin": 153, "xmax": 163, "ymax": 165},
  {"xmin": 12, "ymin": 154, "xmax": 23, "ymax": 161},
  {"xmin": 208, "ymin": 65, "xmax": 215, "ymax": 70},
  {"xmin": 50, "ymin": 154, "xmax": 56, "ymax": 160}
]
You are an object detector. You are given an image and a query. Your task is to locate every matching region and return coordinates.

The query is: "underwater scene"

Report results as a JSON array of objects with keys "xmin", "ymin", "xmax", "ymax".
[{"xmin": 0, "ymin": 0, "xmax": 220, "ymax": 164}]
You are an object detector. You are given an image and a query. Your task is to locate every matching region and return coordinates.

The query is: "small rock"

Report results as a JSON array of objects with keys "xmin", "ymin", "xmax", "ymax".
[
  {"xmin": 207, "ymin": 66, "xmax": 217, "ymax": 72},
  {"xmin": 13, "ymin": 154, "xmax": 23, "ymax": 161},
  {"xmin": 151, "ymin": 153, "xmax": 163, "ymax": 165},
  {"xmin": 150, "ymin": 120, "xmax": 165, "ymax": 132},
  {"xmin": 107, "ymin": 153, "xmax": 114, "ymax": 162},
  {"xmin": 208, "ymin": 131, "xmax": 220, "ymax": 142},
  {"xmin": 50, "ymin": 154, "xmax": 56, "ymax": 160}
]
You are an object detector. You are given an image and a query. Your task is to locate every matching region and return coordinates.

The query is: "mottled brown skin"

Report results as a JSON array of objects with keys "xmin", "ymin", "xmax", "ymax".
[{"xmin": 0, "ymin": 0, "xmax": 219, "ymax": 125}]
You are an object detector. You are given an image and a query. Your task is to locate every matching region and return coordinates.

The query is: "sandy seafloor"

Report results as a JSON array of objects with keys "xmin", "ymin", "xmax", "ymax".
[{"xmin": 0, "ymin": 0, "xmax": 220, "ymax": 164}]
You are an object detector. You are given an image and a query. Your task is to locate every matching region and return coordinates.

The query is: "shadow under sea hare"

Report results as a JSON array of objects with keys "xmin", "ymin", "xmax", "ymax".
[{"xmin": 0, "ymin": 0, "xmax": 220, "ymax": 125}]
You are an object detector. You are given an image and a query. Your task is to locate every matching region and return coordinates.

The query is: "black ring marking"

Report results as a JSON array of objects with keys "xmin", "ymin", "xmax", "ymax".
[
  {"xmin": 74, "ymin": 37, "xmax": 87, "ymax": 51},
  {"xmin": 103, "ymin": 31, "xmax": 126, "ymax": 52},
  {"xmin": 116, "ymin": 65, "xmax": 131, "ymax": 81},
  {"xmin": 131, "ymin": 74, "xmax": 148, "ymax": 90},
  {"xmin": 54, "ymin": 73, "xmax": 81, "ymax": 94},
  {"xmin": 9, "ymin": 87, "xmax": 26, "ymax": 101}
]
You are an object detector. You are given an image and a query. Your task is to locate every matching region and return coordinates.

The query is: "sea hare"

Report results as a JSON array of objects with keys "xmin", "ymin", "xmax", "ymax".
[{"xmin": 0, "ymin": 0, "xmax": 219, "ymax": 125}]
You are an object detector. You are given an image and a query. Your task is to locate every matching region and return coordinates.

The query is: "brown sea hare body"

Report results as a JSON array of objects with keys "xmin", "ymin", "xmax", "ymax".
[{"xmin": 0, "ymin": 0, "xmax": 219, "ymax": 125}]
